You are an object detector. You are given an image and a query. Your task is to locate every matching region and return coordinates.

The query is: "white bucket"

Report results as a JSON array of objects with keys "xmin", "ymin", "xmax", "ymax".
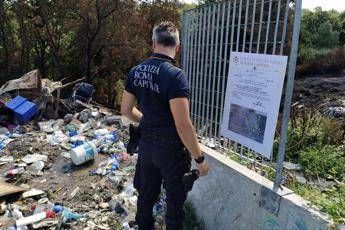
[{"xmin": 70, "ymin": 142, "xmax": 98, "ymax": 165}]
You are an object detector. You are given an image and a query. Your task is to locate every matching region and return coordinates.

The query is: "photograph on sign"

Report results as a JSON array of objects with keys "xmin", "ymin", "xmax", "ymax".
[
  {"xmin": 228, "ymin": 103, "xmax": 267, "ymax": 144},
  {"xmin": 220, "ymin": 52, "xmax": 288, "ymax": 158}
]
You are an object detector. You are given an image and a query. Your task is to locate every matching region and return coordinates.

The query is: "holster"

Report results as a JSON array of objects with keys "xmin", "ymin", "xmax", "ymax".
[{"xmin": 126, "ymin": 123, "xmax": 141, "ymax": 155}]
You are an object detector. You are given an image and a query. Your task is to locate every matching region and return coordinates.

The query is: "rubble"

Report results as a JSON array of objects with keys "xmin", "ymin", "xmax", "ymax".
[{"xmin": 0, "ymin": 70, "xmax": 171, "ymax": 229}]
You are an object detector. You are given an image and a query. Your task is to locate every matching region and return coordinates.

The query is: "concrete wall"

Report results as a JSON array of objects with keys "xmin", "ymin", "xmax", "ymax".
[{"xmin": 188, "ymin": 145, "xmax": 333, "ymax": 230}]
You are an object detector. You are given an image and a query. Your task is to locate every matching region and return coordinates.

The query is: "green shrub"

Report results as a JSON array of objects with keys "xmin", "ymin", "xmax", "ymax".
[
  {"xmin": 299, "ymin": 46, "xmax": 331, "ymax": 63},
  {"xmin": 297, "ymin": 48, "xmax": 345, "ymax": 76},
  {"xmin": 287, "ymin": 182, "xmax": 345, "ymax": 224},
  {"xmin": 299, "ymin": 145, "xmax": 345, "ymax": 179},
  {"xmin": 274, "ymin": 113, "xmax": 344, "ymax": 162},
  {"xmin": 320, "ymin": 117, "xmax": 345, "ymax": 145}
]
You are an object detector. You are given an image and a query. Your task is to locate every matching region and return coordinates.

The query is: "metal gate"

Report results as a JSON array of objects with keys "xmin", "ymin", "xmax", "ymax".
[{"xmin": 181, "ymin": 0, "xmax": 302, "ymax": 189}]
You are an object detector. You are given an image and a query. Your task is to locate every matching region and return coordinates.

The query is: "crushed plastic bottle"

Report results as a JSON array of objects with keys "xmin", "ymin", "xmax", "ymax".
[
  {"xmin": 52, "ymin": 205, "xmax": 81, "ymax": 223},
  {"xmin": 94, "ymin": 128, "xmax": 109, "ymax": 136},
  {"xmin": 122, "ymin": 222, "xmax": 131, "ymax": 230},
  {"xmin": 4, "ymin": 168, "xmax": 25, "ymax": 177},
  {"xmin": 120, "ymin": 183, "xmax": 136, "ymax": 198},
  {"xmin": 16, "ymin": 210, "xmax": 55, "ymax": 227},
  {"xmin": 33, "ymin": 203, "xmax": 54, "ymax": 214}
]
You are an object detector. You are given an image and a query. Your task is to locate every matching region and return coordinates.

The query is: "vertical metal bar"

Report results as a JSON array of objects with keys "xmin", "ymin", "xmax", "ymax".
[
  {"xmin": 220, "ymin": 1, "xmax": 232, "ymax": 145},
  {"xmin": 187, "ymin": 12, "xmax": 193, "ymax": 119},
  {"xmin": 231, "ymin": 0, "xmax": 237, "ymax": 52},
  {"xmin": 195, "ymin": 8, "xmax": 203, "ymax": 131},
  {"xmin": 236, "ymin": 0, "xmax": 243, "ymax": 51},
  {"xmin": 188, "ymin": 11, "xmax": 195, "ymax": 121},
  {"xmin": 280, "ymin": 0, "xmax": 290, "ymax": 55},
  {"xmin": 242, "ymin": 0, "xmax": 250, "ymax": 52},
  {"xmin": 182, "ymin": 12, "xmax": 187, "ymax": 70},
  {"xmin": 272, "ymin": 0, "xmax": 282, "ymax": 54},
  {"xmin": 198, "ymin": 8, "xmax": 207, "ymax": 131},
  {"xmin": 240, "ymin": 145, "xmax": 243, "ymax": 159},
  {"xmin": 225, "ymin": 0, "xmax": 237, "ymax": 146},
  {"xmin": 205, "ymin": 5, "xmax": 216, "ymax": 138},
  {"xmin": 234, "ymin": 0, "xmax": 241, "ymax": 148},
  {"xmin": 215, "ymin": 1, "xmax": 226, "ymax": 142},
  {"xmin": 249, "ymin": 0, "xmax": 257, "ymax": 53},
  {"xmin": 185, "ymin": 12, "xmax": 192, "ymax": 119},
  {"xmin": 190, "ymin": 10, "xmax": 197, "ymax": 126},
  {"xmin": 273, "ymin": 0, "xmax": 302, "ymax": 191},
  {"xmin": 210, "ymin": 3, "xmax": 221, "ymax": 139},
  {"xmin": 256, "ymin": 0, "xmax": 265, "ymax": 53},
  {"xmin": 201, "ymin": 6, "xmax": 211, "ymax": 135},
  {"xmin": 264, "ymin": 0, "xmax": 273, "ymax": 54},
  {"xmin": 247, "ymin": 147, "xmax": 250, "ymax": 162}
]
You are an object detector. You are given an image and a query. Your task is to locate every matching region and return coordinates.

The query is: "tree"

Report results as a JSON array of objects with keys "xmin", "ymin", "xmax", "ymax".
[
  {"xmin": 0, "ymin": 0, "xmax": 185, "ymax": 107},
  {"xmin": 0, "ymin": 0, "xmax": 12, "ymax": 76},
  {"xmin": 316, "ymin": 22, "xmax": 339, "ymax": 49}
]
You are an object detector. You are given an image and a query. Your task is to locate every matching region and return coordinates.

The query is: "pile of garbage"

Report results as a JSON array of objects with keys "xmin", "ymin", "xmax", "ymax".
[{"xmin": 0, "ymin": 71, "xmax": 167, "ymax": 229}]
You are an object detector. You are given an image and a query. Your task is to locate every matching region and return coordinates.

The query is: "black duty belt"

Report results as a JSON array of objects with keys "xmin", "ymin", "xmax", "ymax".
[{"xmin": 141, "ymin": 132, "xmax": 183, "ymax": 148}]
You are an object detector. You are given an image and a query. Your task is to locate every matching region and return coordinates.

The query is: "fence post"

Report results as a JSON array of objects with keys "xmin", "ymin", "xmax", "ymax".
[{"xmin": 273, "ymin": 0, "xmax": 302, "ymax": 191}]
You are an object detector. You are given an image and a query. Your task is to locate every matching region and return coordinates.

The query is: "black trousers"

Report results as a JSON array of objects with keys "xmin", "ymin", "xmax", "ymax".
[{"xmin": 134, "ymin": 139, "xmax": 191, "ymax": 230}]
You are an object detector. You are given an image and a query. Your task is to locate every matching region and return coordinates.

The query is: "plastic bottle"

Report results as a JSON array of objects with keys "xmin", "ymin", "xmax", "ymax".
[
  {"xmin": 122, "ymin": 222, "xmax": 130, "ymax": 230},
  {"xmin": 94, "ymin": 128, "xmax": 109, "ymax": 136},
  {"xmin": 16, "ymin": 210, "xmax": 55, "ymax": 227},
  {"xmin": 52, "ymin": 205, "xmax": 80, "ymax": 223},
  {"xmin": 68, "ymin": 130, "xmax": 78, "ymax": 137},
  {"xmin": 33, "ymin": 203, "xmax": 54, "ymax": 214},
  {"xmin": 70, "ymin": 142, "xmax": 98, "ymax": 165},
  {"xmin": 5, "ymin": 168, "xmax": 25, "ymax": 177},
  {"xmin": 0, "ymin": 142, "xmax": 5, "ymax": 151},
  {"xmin": 62, "ymin": 209, "xmax": 81, "ymax": 222},
  {"xmin": 117, "ymin": 141, "xmax": 125, "ymax": 150}
]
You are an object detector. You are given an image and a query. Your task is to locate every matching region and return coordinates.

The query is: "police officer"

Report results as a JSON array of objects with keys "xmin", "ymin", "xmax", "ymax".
[{"xmin": 121, "ymin": 21, "xmax": 209, "ymax": 230}]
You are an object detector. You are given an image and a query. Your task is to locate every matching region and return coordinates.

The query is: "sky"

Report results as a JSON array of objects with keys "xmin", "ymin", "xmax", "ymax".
[{"xmin": 183, "ymin": 0, "xmax": 345, "ymax": 11}]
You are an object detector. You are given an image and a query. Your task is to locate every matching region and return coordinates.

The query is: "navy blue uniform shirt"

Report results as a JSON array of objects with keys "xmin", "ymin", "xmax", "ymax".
[{"xmin": 125, "ymin": 53, "xmax": 189, "ymax": 136}]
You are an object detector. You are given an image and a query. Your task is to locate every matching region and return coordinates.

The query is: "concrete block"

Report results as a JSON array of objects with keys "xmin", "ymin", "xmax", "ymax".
[{"xmin": 188, "ymin": 145, "xmax": 333, "ymax": 230}]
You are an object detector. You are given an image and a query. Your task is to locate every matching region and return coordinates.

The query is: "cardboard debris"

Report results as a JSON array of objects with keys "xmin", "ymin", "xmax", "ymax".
[
  {"xmin": 21, "ymin": 154, "xmax": 48, "ymax": 164},
  {"xmin": 0, "ymin": 180, "xmax": 26, "ymax": 197},
  {"xmin": 0, "ymin": 69, "xmax": 42, "ymax": 99},
  {"xmin": 22, "ymin": 188, "xmax": 45, "ymax": 198}
]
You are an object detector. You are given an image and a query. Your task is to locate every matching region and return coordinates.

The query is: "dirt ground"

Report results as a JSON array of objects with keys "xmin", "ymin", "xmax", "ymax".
[
  {"xmin": 0, "ymin": 114, "xmax": 168, "ymax": 230},
  {"xmin": 293, "ymin": 73, "xmax": 345, "ymax": 110}
]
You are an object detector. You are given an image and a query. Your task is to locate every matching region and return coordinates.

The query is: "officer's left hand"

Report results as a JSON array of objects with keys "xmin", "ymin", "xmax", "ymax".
[{"xmin": 196, "ymin": 161, "xmax": 209, "ymax": 177}]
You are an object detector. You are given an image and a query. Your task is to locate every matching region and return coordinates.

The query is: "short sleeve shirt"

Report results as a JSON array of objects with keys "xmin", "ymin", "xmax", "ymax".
[{"xmin": 125, "ymin": 53, "xmax": 189, "ymax": 134}]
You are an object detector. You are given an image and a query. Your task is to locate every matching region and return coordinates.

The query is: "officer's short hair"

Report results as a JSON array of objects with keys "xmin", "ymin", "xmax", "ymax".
[{"xmin": 152, "ymin": 21, "xmax": 180, "ymax": 47}]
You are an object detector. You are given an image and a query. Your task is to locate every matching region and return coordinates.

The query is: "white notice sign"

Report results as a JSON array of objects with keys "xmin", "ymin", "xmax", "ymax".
[{"xmin": 220, "ymin": 52, "xmax": 288, "ymax": 158}]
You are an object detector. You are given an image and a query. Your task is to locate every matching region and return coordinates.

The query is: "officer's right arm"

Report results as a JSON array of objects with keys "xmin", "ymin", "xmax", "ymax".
[
  {"xmin": 170, "ymin": 97, "xmax": 201, "ymax": 158},
  {"xmin": 168, "ymin": 70, "xmax": 209, "ymax": 176},
  {"xmin": 170, "ymin": 98, "xmax": 209, "ymax": 176}
]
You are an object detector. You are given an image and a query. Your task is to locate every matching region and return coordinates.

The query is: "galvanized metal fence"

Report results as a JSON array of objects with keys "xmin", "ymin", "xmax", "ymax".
[{"xmin": 181, "ymin": 0, "xmax": 302, "ymax": 189}]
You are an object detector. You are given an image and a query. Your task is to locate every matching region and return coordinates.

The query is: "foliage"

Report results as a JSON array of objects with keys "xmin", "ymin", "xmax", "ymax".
[
  {"xmin": 0, "ymin": 0, "xmax": 185, "ymax": 108},
  {"xmin": 299, "ymin": 145, "xmax": 345, "ymax": 179},
  {"xmin": 272, "ymin": 110, "xmax": 345, "ymax": 222},
  {"xmin": 274, "ymin": 111, "xmax": 344, "ymax": 162},
  {"xmin": 184, "ymin": 202, "xmax": 205, "ymax": 230},
  {"xmin": 316, "ymin": 22, "xmax": 340, "ymax": 49},
  {"xmin": 297, "ymin": 47, "xmax": 345, "ymax": 76},
  {"xmin": 299, "ymin": 7, "xmax": 345, "ymax": 64},
  {"xmin": 287, "ymin": 182, "xmax": 345, "ymax": 224}
]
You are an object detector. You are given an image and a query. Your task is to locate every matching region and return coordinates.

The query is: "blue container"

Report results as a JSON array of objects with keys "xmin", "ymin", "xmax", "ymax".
[
  {"xmin": 5, "ymin": 96, "xmax": 37, "ymax": 123},
  {"xmin": 5, "ymin": 95, "xmax": 26, "ymax": 110}
]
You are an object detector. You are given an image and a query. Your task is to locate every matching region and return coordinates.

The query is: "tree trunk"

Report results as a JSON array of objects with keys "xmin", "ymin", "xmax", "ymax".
[{"xmin": 85, "ymin": 41, "xmax": 92, "ymax": 83}]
